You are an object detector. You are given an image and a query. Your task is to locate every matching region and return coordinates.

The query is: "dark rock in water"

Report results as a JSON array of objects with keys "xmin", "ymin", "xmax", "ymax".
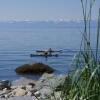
[
  {"xmin": 15, "ymin": 63, "xmax": 54, "ymax": 75},
  {"xmin": 0, "ymin": 80, "xmax": 11, "ymax": 90}
]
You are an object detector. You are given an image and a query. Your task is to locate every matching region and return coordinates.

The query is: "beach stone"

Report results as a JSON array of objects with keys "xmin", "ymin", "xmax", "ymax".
[
  {"xmin": 39, "ymin": 87, "xmax": 52, "ymax": 98},
  {"xmin": 11, "ymin": 77, "xmax": 36, "ymax": 86},
  {"xmin": 35, "ymin": 73, "xmax": 65, "ymax": 89},
  {"xmin": 34, "ymin": 91, "xmax": 41, "ymax": 97},
  {"xmin": 34, "ymin": 73, "xmax": 66, "ymax": 99},
  {"xmin": 3, "ymin": 88, "xmax": 7, "ymax": 91},
  {"xmin": 32, "ymin": 96, "xmax": 40, "ymax": 100},
  {"xmin": 11, "ymin": 86, "xmax": 17, "ymax": 90},
  {"xmin": 52, "ymin": 91, "xmax": 62, "ymax": 100},
  {"xmin": 27, "ymin": 91, "xmax": 32, "ymax": 96},
  {"xmin": 0, "ymin": 73, "xmax": 66, "ymax": 100},
  {"xmin": 4, "ymin": 94, "xmax": 9, "ymax": 98},
  {"xmin": 0, "ymin": 89, "xmax": 11, "ymax": 96},
  {"xmin": 0, "ymin": 80, "xmax": 11, "ymax": 90},
  {"xmin": 28, "ymin": 83, "xmax": 35, "ymax": 87},
  {"xmin": 15, "ymin": 62, "xmax": 54, "ymax": 74},
  {"xmin": 26, "ymin": 85, "xmax": 33, "ymax": 91},
  {"xmin": 30, "ymin": 89, "xmax": 38, "ymax": 95},
  {"xmin": 12, "ymin": 88, "xmax": 26, "ymax": 96},
  {"xmin": 5, "ymin": 92, "xmax": 13, "ymax": 98}
]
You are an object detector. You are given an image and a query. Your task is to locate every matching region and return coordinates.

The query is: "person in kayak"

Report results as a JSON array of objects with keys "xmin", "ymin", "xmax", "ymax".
[
  {"xmin": 43, "ymin": 48, "xmax": 52, "ymax": 56},
  {"xmin": 48, "ymin": 48, "xmax": 52, "ymax": 55},
  {"xmin": 43, "ymin": 51, "xmax": 48, "ymax": 56}
]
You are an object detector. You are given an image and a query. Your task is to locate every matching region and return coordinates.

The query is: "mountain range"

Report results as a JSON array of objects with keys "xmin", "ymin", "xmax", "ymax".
[{"xmin": 0, "ymin": 20, "xmax": 97, "ymax": 28}]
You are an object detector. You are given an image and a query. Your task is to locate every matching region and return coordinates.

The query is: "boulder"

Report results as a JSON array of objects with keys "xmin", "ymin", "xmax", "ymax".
[
  {"xmin": 34, "ymin": 91, "xmax": 41, "ymax": 97},
  {"xmin": 15, "ymin": 63, "xmax": 54, "ymax": 75},
  {"xmin": 11, "ymin": 77, "xmax": 36, "ymax": 86},
  {"xmin": 0, "ymin": 80, "xmax": 11, "ymax": 90},
  {"xmin": 12, "ymin": 88, "xmax": 26, "ymax": 96},
  {"xmin": 34, "ymin": 73, "xmax": 66, "ymax": 99}
]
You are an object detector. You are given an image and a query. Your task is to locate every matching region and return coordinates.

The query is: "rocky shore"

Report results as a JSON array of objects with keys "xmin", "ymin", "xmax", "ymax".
[{"xmin": 0, "ymin": 73, "xmax": 66, "ymax": 100}]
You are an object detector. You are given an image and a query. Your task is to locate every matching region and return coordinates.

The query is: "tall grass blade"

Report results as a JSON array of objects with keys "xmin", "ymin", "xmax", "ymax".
[{"xmin": 96, "ymin": 8, "xmax": 100, "ymax": 62}]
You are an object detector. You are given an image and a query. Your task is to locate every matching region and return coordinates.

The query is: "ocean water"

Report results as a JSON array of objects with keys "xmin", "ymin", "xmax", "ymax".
[{"xmin": 0, "ymin": 24, "xmax": 99, "ymax": 80}]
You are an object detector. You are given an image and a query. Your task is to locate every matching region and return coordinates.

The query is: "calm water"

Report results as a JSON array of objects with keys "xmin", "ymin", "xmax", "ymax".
[{"xmin": 0, "ymin": 25, "xmax": 99, "ymax": 80}]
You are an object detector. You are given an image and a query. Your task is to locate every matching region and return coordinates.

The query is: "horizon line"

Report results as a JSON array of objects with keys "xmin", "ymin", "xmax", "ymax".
[{"xmin": 0, "ymin": 19, "xmax": 97, "ymax": 22}]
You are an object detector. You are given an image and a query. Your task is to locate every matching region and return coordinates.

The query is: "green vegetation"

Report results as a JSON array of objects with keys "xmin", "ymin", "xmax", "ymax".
[{"xmin": 61, "ymin": 0, "xmax": 100, "ymax": 100}]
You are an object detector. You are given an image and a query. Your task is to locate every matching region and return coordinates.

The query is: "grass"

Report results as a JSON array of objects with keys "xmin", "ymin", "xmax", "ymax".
[{"xmin": 61, "ymin": 0, "xmax": 100, "ymax": 100}]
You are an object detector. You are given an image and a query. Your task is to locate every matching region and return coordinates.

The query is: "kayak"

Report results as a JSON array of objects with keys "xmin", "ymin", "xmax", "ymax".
[{"xmin": 30, "ymin": 54, "xmax": 58, "ymax": 57}]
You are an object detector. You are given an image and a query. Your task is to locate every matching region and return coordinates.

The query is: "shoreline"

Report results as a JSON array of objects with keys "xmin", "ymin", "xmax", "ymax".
[{"xmin": 0, "ymin": 73, "xmax": 66, "ymax": 100}]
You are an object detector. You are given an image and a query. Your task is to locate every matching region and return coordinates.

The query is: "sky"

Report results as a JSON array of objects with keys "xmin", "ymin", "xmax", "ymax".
[{"xmin": 0, "ymin": 0, "xmax": 99, "ymax": 21}]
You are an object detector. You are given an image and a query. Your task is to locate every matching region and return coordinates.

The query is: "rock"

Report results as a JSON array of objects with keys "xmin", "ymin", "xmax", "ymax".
[
  {"xmin": 51, "ymin": 91, "xmax": 62, "ymax": 100},
  {"xmin": 0, "ymin": 89, "xmax": 11, "ymax": 96},
  {"xmin": 30, "ymin": 89, "xmax": 38, "ymax": 94},
  {"xmin": 3, "ymin": 88, "xmax": 7, "ymax": 91},
  {"xmin": 40, "ymin": 73, "xmax": 54, "ymax": 81},
  {"xmin": 28, "ymin": 83, "xmax": 35, "ymax": 88},
  {"xmin": 0, "ymin": 80, "xmax": 11, "ymax": 90},
  {"xmin": 26, "ymin": 85, "xmax": 33, "ymax": 91},
  {"xmin": 12, "ymin": 88, "xmax": 26, "ymax": 96},
  {"xmin": 4, "ymin": 94, "xmax": 8, "ymax": 98},
  {"xmin": 11, "ymin": 86, "xmax": 17, "ymax": 90},
  {"xmin": 26, "ymin": 91, "xmax": 32, "ymax": 96},
  {"xmin": 5, "ymin": 92, "xmax": 12, "ymax": 98},
  {"xmin": 32, "ymin": 96, "xmax": 40, "ymax": 100},
  {"xmin": 11, "ymin": 77, "xmax": 36, "ymax": 86},
  {"xmin": 0, "ymin": 95, "xmax": 4, "ymax": 98},
  {"xmin": 34, "ymin": 91, "xmax": 41, "ymax": 97},
  {"xmin": 34, "ymin": 73, "xmax": 66, "ymax": 99},
  {"xmin": 0, "ymin": 74, "xmax": 65, "ymax": 100},
  {"xmin": 39, "ymin": 87, "xmax": 52, "ymax": 98},
  {"xmin": 15, "ymin": 63, "xmax": 54, "ymax": 74},
  {"xmin": 55, "ymin": 84, "xmax": 63, "ymax": 91}
]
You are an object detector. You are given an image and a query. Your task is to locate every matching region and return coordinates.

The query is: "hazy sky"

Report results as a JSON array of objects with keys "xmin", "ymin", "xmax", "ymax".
[{"xmin": 0, "ymin": 0, "xmax": 99, "ymax": 21}]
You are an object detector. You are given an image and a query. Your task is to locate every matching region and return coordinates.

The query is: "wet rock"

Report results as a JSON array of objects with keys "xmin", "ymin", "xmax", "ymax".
[{"xmin": 15, "ymin": 63, "xmax": 54, "ymax": 75}]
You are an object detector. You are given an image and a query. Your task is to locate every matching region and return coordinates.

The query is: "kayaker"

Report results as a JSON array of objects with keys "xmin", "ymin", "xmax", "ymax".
[
  {"xmin": 48, "ymin": 48, "xmax": 52, "ymax": 55},
  {"xmin": 43, "ymin": 48, "xmax": 52, "ymax": 56},
  {"xmin": 43, "ymin": 51, "xmax": 48, "ymax": 56}
]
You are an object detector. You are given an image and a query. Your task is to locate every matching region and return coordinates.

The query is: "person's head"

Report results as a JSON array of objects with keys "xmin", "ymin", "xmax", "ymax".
[{"xmin": 49, "ymin": 48, "xmax": 52, "ymax": 50}]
